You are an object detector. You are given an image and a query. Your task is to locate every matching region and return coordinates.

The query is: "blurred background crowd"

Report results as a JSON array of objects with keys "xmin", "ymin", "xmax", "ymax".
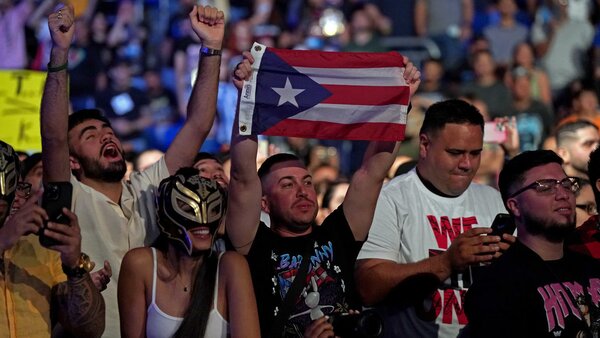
[{"xmin": 3, "ymin": 0, "xmax": 600, "ymax": 221}]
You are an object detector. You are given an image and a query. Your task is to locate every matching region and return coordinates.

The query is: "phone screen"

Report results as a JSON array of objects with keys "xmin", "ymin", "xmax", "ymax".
[
  {"xmin": 489, "ymin": 213, "xmax": 516, "ymax": 238},
  {"xmin": 483, "ymin": 122, "xmax": 507, "ymax": 144}
]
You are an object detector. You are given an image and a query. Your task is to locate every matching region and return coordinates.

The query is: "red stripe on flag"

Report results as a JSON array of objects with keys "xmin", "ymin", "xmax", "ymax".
[
  {"xmin": 262, "ymin": 119, "xmax": 406, "ymax": 141},
  {"xmin": 269, "ymin": 48, "xmax": 404, "ymax": 69},
  {"xmin": 321, "ymin": 84, "xmax": 410, "ymax": 105}
]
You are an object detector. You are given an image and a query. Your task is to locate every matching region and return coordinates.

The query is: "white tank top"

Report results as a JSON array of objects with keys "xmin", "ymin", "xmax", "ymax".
[{"xmin": 146, "ymin": 248, "xmax": 230, "ymax": 338}]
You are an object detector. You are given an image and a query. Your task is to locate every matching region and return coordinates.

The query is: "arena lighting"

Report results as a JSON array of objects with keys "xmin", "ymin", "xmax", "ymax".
[{"xmin": 319, "ymin": 8, "xmax": 345, "ymax": 37}]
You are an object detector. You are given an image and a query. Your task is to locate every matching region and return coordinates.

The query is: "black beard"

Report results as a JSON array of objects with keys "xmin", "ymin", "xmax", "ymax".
[
  {"xmin": 77, "ymin": 154, "xmax": 126, "ymax": 182},
  {"xmin": 522, "ymin": 212, "xmax": 576, "ymax": 243}
]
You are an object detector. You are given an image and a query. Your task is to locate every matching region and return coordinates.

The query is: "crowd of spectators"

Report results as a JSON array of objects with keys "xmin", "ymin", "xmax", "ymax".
[
  {"xmin": 3, "ymin": 0, "xmax": 600, "ymax": 181},
  {"xmin": 4, "ymin": 1, "xmax": 600, "ymax": 337}
]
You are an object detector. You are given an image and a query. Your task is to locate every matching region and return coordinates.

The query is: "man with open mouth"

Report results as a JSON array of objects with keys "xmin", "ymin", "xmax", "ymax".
[{"xmin": 38, "ymin": 4, "xmax": 226, "ymax": 337}]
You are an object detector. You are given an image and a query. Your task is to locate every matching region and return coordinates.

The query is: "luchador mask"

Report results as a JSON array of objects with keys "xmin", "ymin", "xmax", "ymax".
[
  {"xmin": 157, "ymin": 168, "xmax": 227, "ymax": 255},
  {"xmin": 0, "ymin": 140, "xmax": 20, "ymax": 206}
]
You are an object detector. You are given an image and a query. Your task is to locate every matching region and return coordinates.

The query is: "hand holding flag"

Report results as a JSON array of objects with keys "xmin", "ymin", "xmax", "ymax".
[
  {"xmin": 236, "ymin": 43, "xmax": 420, "ymax": 141},
  {"xmin": 233, "ymin": 51, "xmax": 254, "ymax": 90}
]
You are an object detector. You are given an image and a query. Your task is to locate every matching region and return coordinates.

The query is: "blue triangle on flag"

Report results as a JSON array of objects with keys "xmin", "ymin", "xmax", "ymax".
[{"xmin": 253, "ymin": 49, "xmax": 332, "ymax": 134}]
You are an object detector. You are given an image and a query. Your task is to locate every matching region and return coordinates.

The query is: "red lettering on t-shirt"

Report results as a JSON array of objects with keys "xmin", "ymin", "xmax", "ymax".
[
  {"xmin": 427, "ymin": 215, "xmax": 479, "ymax": 249},
  {"xmin": 442, "ymin": 289, "xmax": 468, "ymax": 325}
]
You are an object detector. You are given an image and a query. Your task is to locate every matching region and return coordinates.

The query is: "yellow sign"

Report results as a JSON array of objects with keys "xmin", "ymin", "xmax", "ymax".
[{"xmin": 0, "ymin": 70, "xmax": 46, "ymax": 152}]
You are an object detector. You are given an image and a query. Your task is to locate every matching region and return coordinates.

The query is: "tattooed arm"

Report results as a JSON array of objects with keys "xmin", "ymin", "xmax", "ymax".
[
  {"xmin": 45, "ymin": 209, "xmax": 105, "ymax": 336},
  {"xmin": 52, "ymin": 274, "xmax": 106, "ymax": 337}
]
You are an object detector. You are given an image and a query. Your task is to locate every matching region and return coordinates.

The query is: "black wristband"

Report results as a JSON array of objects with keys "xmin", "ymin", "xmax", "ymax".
[{"xmin": 47, "ymin": 62, "xmax": 68, "ymax": 73}]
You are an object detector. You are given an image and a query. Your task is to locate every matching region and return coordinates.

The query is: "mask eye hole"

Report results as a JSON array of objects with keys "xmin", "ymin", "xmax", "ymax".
[
  {"xmin": 210, "ymin": 205, "xmax": 221, "ymax": 217},
  {"xmin": 176, "ymin": 199, "xmax": 194, "ymax": 214}
]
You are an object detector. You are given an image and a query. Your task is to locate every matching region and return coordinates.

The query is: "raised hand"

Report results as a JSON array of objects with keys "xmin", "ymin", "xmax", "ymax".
[
  {"xmin": 189, "ymin": 5, "xmax": 225, "ymax": 50},
  {"xmin": 48, "ymin": 4, "xmax": 75, "ymax": 51},
  {"xmin": 43, "ymin": 208, "xmax": 81, "ymax": 269},
  {"xmin": 402, "ymin": 56, "xmax": 421, "ymax": 99},
  {"xmin": 500, "ymin": 116, "xmax": 520, "ymax": 158},
  {"xmin": 233, "ymin": 51, "xmax": 255, "ymax": 90},
  {"xmin": 0, "ymin": 190, "xmax": 47, "ymax": 251}
]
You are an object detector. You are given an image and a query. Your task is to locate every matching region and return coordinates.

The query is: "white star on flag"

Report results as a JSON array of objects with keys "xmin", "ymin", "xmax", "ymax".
[{"xmin": 271, "ymin": 77, "xmax": 305, "ymax": 108}]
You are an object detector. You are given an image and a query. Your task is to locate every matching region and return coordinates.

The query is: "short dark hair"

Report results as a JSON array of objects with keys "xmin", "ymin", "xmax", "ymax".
[
  {"xmin": 588, "ymin": 146, "xmax": 600, "ymax": 203},
  {"xmin": 21, "ymin": 152, "xmax": 42, "ymax": 179},
  {"xmin": 194, "ymin": 152, "xmax": 222, "ymax": 165},
  {"xmin": 498, "ymin": 150, "xmax": 564, "ymax": 205},
  {"xmin": 419, "ymin": 99, "xmax": 484, "ymax": 136},
  {"xmin": 68, "ymin": 109, "xmax": 111, "ymax": 132},
  {"xmin": 257, "ymin": 153, "xmax": 303, "ymax": 180},
  {"xmin": 556, "ymin": 120, "xmax": 598, "ymax": 147}
]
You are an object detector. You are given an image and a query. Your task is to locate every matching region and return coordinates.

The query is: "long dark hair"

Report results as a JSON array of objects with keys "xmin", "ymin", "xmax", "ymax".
[{"xmin": 173, "ymin": 250, "xmax": 219, "ymax": 338}]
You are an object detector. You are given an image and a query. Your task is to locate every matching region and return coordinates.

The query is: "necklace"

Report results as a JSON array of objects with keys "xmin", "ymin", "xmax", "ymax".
[{"xmin": 177, "ymin": 275, "xmax": 189, "ymax": 292}]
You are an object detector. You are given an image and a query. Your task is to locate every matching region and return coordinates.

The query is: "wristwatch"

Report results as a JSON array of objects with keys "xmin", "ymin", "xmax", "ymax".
[
  {"xmin": 200, "ymin": 46, "xmax": 222, "ymax": 56},
  {"xmin": 62, "ymin": 252, "xmax": 93, "ymax": 278}
]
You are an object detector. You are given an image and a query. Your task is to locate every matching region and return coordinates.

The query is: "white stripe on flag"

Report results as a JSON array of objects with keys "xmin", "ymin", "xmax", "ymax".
[
  {"xmin": 238, "ymin": 43, "xmax": 267, "ymax": 135},
  {"xmin": 293, "ymin": 66, "xmax": 407, "ymax": 86},
  {"xmin": 291, "ymin": 103, "xmax": 408, "ymax": 124}
]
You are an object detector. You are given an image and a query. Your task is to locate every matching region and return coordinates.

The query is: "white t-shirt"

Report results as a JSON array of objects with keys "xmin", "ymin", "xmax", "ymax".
[
  {"xmin": 71, "ymin": 157, "xmax": 169, "ymax": 338},
  {"xmin": 358, "ymin": 169, "xmax": 506, "ymax": 338}
]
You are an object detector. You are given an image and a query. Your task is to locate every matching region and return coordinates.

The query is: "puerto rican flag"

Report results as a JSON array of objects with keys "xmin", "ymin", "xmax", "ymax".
[{"xmin": 238, "ymin": 43, "xmax": 410, "ymax": 141}]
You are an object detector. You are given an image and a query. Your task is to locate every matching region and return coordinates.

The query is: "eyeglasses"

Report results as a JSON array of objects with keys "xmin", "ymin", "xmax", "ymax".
[
  {"xmin": 509, "ymin": 177, "xmax": 580, "ymax": 198},
  {"xmin": 576, "ymin": 203, "xmax": 598, "ymax": 216},
  {"xmin": 16, "ymin": 182, "xmax": 32, "ymax": 199}
]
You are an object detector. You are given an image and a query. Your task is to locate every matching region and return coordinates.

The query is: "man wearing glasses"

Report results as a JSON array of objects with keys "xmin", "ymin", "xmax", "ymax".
[
  {"xmin": 466, "ymin": 150, "xmax": 600, "ymax": 337},
  {"xmin": 574, "ymin": 179, "xmax": 598, "ymax": 228}
]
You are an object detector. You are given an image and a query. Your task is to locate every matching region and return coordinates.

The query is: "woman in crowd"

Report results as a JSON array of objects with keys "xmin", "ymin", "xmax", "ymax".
[
  {"xmin": 507, "ymin": 42, "xmax": 552, "ymax": 106},
  {"xmin": 118, "ymin": 168, "xmax": 259, "ymax": 338}
]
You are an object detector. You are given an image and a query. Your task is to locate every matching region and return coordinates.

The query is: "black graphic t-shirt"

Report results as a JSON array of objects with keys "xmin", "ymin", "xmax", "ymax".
[
  {"xmin": 246, "ymin": 206, "xmax": 363, "ymax": 337},
  {"xmin": 465, "ymin": 241, "xmax": 600, "ymax": 338}
]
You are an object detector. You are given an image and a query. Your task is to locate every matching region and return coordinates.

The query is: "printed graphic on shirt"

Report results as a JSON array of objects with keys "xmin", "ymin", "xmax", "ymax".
[
  {"xmin": 271, "ymin": 240, "xmax": 350, "ymax": 337},
  {"xmin": 537, "ymin": 278, "xmax": 600, "ymax": 336},
  {"xmin": 415, "ymin": 215, "xmax": 479, "ymax": 326}
]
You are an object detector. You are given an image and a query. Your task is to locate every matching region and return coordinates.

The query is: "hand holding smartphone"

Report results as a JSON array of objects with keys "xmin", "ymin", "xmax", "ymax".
[
  {"xmin": 39, "ymin": 182, "xmax": 73, "ymax": 247},
  {"xmin": 483, "ymin": 121, "xmax": 507, "ymax": 144},
  {"xmin": 489, "ymin": 213, "xmax": 516, "ymax": 239}
]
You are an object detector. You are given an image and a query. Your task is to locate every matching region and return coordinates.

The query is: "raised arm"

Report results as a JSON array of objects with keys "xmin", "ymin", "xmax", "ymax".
[
  {"xmin": 343, "ymin": 141, "xmax": 399, "ymax": 241},
  {"xmin": 164, "ymin": 5, "xmax": 224, "ymax": 174},
  {"xmin": 225, "ymin": 52, "xmax": 263, "ymax": 255},
  {"xmin": 41, "ymin": 5, "xmax": 75, "ymax": 183},
  {"xmin": 460, "ymin": 0, "xmax": 474, "ymax": 41},
  {"xmin": 343, "ymin": 57, "xmax": 421, "ymax": 241},
  {"xmin": 414, "ymin": 0, "xmax": 428, "ymax": 37}
]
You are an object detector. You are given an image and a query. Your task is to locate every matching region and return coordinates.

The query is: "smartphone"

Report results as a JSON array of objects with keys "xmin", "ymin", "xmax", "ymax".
[
  {"xmin": 483, "ymin": 121, "xmax": 507, "ymax": 144},
  {"xmin": 39, "ymin": 182, "xmax": 73, "ymax": 247},
  {"xmin": 489, "ymin": 213, "xmax": 516, "ymax": 238}
]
